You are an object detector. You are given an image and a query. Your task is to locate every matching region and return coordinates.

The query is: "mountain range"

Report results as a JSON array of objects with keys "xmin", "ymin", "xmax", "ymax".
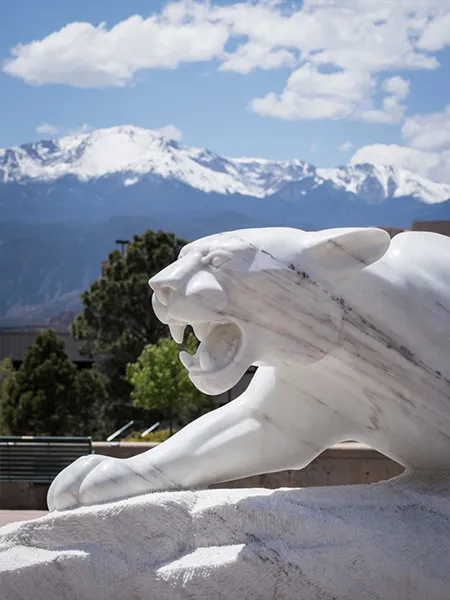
[{"xmin": 1, "ymin": 125, "xmax": 450, "ymax": 325}]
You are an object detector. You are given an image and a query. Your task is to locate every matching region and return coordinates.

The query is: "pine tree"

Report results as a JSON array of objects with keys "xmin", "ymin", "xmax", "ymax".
[
  {"xmin": 0, "ymin": 357, "xmax": 15, "ymax": 434},
  {"xmin": 72, "ymin": 229, "xmax": 187, "ymax": 429},
  {"xmin": 0, "ymin": 329, "xmax": 106, "ymax": 437}
]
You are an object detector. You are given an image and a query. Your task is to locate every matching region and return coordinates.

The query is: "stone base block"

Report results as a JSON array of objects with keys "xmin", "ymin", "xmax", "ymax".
[{"xmin": 1, "ymin": 474, "xmax": 449, "ymax": 599}]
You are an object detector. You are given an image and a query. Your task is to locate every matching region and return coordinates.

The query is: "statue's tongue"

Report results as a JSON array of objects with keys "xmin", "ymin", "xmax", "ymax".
[{"xmin": 198, "ymin": 323, "xmax": 241, "ymax": 372}]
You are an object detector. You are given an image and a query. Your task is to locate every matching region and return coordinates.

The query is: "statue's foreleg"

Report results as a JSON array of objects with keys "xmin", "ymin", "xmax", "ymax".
[{"xmin": 49, "ymin": 366, "xmax": 352, "ymax": 510}]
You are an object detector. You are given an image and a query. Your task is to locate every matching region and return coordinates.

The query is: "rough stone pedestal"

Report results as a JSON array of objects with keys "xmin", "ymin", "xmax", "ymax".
[{"xmin": 1, "ymin": 473, "xmax": 449, "ymax": 600}]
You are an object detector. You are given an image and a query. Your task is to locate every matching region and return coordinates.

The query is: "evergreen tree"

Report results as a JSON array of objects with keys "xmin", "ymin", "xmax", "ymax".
[
  {"xmin": 0, "ymin": 357, "xmax": 15, "ymax": 434},
  {"xmin": 72, "ymin": 229, "xmax": 187, "ymax": 428},
  {"xmin": 70, "ymin": 367, "xmax": 108, "ymax": 438},
  {"xmin": 0, "ymin": 330, "xmax": 105, "ymax": 437}
]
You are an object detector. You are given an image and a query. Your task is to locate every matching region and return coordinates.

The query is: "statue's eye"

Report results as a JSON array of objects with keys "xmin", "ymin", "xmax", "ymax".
[{"xmin": 202, "ymin": 252, "xmax": 231, "ymax": 269}]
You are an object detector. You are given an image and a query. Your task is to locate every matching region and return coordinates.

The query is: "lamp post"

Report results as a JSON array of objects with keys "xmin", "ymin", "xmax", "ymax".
[{"xmin": 115, "ymin": 239, "xmax": 130, "ymax": 257}]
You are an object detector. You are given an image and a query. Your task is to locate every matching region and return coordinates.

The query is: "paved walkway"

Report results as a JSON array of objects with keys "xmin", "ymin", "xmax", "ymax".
[{"xmin": 0, "ymin": 510, "xmax": 47, "ymax": 526}]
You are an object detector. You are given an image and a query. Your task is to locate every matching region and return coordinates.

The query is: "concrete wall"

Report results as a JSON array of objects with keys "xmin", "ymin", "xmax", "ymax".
[{"xmin": 0, "ymin": 442, "xmax": 404, "ymax": 510}]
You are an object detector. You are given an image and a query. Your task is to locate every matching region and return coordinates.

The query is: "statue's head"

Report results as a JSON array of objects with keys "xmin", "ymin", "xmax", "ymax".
[{"xmin": 149, "ymin": 227, "xmax": 390, "ymax": 395}]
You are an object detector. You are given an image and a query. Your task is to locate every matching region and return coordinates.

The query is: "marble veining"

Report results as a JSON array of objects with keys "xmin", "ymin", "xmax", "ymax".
[{"xmin": 47, "ymin": 226, "xmax": 450, "ymax": 510}]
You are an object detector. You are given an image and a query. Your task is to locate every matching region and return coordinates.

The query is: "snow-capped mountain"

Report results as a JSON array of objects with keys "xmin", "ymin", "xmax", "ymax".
[
  {"xmin": 2, "ymin": 125, "xmax": 449, "ymax": 204},
  {"xmin": 1, "ymin": 124, "xmax": 450, "ymax": 325},
  {"xmin": 317, "ymin": 163, "xmax": 450, "ymax": 205},
  {"xmin": 0, "ymin": 125, "xmax": 313, "ymax": 196}
]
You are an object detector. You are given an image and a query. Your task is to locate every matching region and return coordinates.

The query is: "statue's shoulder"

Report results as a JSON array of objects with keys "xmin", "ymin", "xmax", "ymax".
[{"xmin": 381, "ymin": 231, "xmax": 450, "ymax": 288}]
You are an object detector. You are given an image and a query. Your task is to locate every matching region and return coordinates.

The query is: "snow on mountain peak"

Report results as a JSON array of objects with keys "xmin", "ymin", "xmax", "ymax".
[
  {"xmin": 317, "ymin": 163, "xmax": 450, "ymax": 205},
  {"xmin": 0, "ymin": 125, "xmax": 315, "ymax": 197},
  {"xmin": 1, "ymin": 125, "xmax": 449, "ymax": 204}
]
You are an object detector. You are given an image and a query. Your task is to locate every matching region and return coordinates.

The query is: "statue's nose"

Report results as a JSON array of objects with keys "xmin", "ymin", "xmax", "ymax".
[
  {"xmin": 149, "ymin": 262, "xmax": 186, "ymax": 306},
  {"xmin": 150, "ymin": 282, "xmax": 174, "ymax": 307},
  {"xmin": 150, "ymin": 263, "xmax": 227, "ymax": 315}
]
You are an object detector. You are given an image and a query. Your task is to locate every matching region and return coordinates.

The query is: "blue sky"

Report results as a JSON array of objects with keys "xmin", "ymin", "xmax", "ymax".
[{"xmin": 2, "ymin": 0, "xmax": 450, "ymax": 181}]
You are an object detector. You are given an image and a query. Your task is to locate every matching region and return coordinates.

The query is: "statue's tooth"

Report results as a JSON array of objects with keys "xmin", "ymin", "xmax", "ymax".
[
  {"xmin": 192, "ymin": 323, "xmax": 209, "ymax": 341},
  {"xmin": 179, "ymin": 351, "xmax": 193, "ymax": 369},
  {"xmin": 199, "ymin": 350, "xmax": 209, "ymax": 371},
  {"xmin": 151, "ymin": 292, "xmax": 169, "ymax": 324},
  {"xmin": 169, "ymin": 323, "xmax": 186, "ymax": 344}
]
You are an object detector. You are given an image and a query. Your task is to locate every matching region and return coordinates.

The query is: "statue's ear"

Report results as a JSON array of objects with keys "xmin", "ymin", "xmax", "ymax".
[{"xmin": 304, "ymin": 228, "xmax": 390, "ymax": 284}]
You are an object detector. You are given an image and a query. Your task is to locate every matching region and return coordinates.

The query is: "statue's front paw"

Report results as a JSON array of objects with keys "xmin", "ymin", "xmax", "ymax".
[
  {"xmin": 48, "ymin": 456, "xmax": 167, "ymax": 511},
  {"xmin": 78, "ymin": 458, "xmax": 157, "ymax": 506},
  {"xmin": 47, "ymin": 454, "xmax": 109, "ymax": 511}
]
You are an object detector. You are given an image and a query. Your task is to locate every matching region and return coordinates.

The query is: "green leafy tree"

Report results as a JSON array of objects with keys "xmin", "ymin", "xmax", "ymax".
[
  {"xmin": 126, "ymin": 334, "xmax": 208, "ymax": 435},
  {"xmin": 0, "ymin": 330, "xmax": 104, "ymax": 437},
  {"xmin": 72, "ymin": 230, "xmax": 187, "ymax": 428}
]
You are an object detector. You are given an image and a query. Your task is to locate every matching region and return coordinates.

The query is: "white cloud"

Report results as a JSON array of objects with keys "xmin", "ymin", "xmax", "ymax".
[
  {"xmin": 339, "ymin": 141, "xmax": 354, "ymax": 152},
  {"xmin": 214, "ymin": 0, "xmax": 440, "ymax": 73},
  {"xmin": 383, "ymin": 76, "xmax": 410, "ymax": 100},
  {"xmin": 36, "ymin": 123, "xmax": 94, "ymax": 138},
  {"xmin": 4, "ymin": 10, "xmax": 229, "ymax": 87},
  {"xmin": 351, "ymin": 143, "xmax": 441, "ymax": 172},
  {"xmin": 4, "ymin": 1, "xmax": 450, "ymax": 126},
  {"xmin": 70, "ymin": 123, "xmax": 94, "ymax": 135},
  {"xmin": 401, "ymin": 106, "xmax": 450, "ymax": 152},
  {"xmin": 358, "ymin": 83, "xmax": 410, "ymax": 124},
  {"xmin": 418, "ymin": 11, "xmax": 450, "ymax": 51},
  {"xmin": 351, "ymin": 143, "xmax": 450, "ymax": 183},
  {"xmin": 218, "ymin": 0, "xmax": 444, "ymax": 123},
  {"xmin": 250, "ymin": 64, "xmax": 374, "ymax": 120},
  {"xmin": 350, "ymin": 106, "xmax": 450, "ymax": 183},
  {"xmin": 309, "ymin": 141, "xmax": 320, "ymax": 153},
  {"xmin": 354, "ymin": 76, "xmax": 410, "ymax": 124},
  {"xmin": 251, "ymin": 65, "xmax": 412, "ymax": 123},
  {"xmin": 154, "ymin": 124, "xmax": 183, "ymax": 141},
  {"xmin": 36, "ymin": 123, "xmax": 59, "ymax": 135},
  {"xmin": 219, "ymin": 42, "xmax": 296, "ymax": 74}
]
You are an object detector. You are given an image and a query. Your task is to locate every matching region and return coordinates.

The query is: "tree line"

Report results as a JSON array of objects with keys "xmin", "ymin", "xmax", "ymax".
[{"xmin": 0, "ymin": 230, "xmax": 211, "ymax": 439}]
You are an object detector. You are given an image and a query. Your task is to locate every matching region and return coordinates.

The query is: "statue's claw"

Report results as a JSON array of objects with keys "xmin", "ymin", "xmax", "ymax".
[{"xmin": 47, "ymin": 454, "xmax": 109, "ymax": 511}]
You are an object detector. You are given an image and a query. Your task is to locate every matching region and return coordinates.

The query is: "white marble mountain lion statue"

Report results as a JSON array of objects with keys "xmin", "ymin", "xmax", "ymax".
[{"xmin": 48, "ymin": 226, "xmax": 450, "ymax": 511}]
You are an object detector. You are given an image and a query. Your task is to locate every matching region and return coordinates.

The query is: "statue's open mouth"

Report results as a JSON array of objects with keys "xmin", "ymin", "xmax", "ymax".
[{"xmin": 169, "ymin": 321, "xmax": 243, "ymax": 375}]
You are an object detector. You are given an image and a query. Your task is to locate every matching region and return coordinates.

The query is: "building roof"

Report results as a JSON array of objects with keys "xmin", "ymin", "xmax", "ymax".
[{"xmin": 0, "ymin": 328, "xmax": 92, "ymax": 363}]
